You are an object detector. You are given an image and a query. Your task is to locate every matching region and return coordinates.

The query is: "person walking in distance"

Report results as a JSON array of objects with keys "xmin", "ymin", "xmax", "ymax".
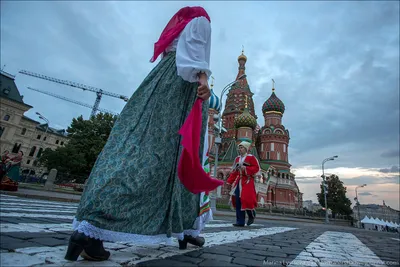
[
  {"xmin": 64, "ymin": 6, "xmax": 214, "ymax": 262},
  {"xmin": 226, "ymin": 141, "xmax": 260, "ymax": 227}
]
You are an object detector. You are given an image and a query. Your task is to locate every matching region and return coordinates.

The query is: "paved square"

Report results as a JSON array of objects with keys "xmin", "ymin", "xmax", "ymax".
[{"xmin": 1, "ymin": 194, "xmax": 399, "ymax": 266}]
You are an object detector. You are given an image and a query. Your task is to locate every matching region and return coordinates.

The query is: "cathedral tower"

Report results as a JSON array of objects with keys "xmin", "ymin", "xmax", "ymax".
[
  {"xmin": 221, "ymin": 48, "xmax": 257, "ymax": 151},
  {"xmin": 258, "ymin": 82, "xmax": 291, "ymax": 171}
]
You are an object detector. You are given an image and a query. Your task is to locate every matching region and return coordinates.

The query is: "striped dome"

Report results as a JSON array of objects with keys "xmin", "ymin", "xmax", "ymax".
[
  {"xmin": 209, "ymin": 89, "xmax": 221, "ymax": 112},
  {"xmin": 262, "ymin": 91, "xmax": 285, "ymax": 114}
]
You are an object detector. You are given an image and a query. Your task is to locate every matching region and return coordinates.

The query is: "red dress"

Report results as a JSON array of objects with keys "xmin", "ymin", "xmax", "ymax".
[{"xmin": 226, "ymin": 154, "xmax": 260, "ymax": 210}]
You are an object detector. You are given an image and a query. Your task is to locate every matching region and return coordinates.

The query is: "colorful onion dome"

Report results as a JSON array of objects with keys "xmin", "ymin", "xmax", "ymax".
[
  {"xmin": 209, "ymin": 89, "xmax": 221, "ymax": 112},
  {"xmin": 235, "ymin": 96, "xmax": 257, "ymax": 129},
  {"xmin": 262, "ymin": 88, "xmax": 285, "ymax": 114}
]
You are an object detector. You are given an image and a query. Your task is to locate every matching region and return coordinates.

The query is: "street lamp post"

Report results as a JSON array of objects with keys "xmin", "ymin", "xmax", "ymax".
[
  {"xmin": 210, "ymin": 74, "xmax": 246, "ymax": 213},
  {"xmin": 355, "ymin": 184, "xmax": 367, "ymax": 228},
  {"xmin": 321, "ymin": 155, "xmax": 338, "ymax": 224}
]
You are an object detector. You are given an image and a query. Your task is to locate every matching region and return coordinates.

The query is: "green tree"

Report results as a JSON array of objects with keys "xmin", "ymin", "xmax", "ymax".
[
  {"xmin": 38, "ymin": 112, "xmax": 117, "ymax": 178},
  {"xmin": 317, "ymin": 174, "xmax": 352, "ymax": 217}
]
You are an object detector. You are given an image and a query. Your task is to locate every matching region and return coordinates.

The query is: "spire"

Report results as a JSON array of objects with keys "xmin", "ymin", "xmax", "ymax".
[
  {"xmin": 272, "ymin": 79, "xmax": 275, "ymax": 92},
  {"xmin": 235, "ymin": 47, "xmax": 249, "ymax": 89}
]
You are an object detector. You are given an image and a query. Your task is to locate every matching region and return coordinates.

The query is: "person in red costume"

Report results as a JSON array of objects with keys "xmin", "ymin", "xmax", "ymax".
[{"xmin": 226, "ymin": 141, "xmax": 260, "ymax": 227}]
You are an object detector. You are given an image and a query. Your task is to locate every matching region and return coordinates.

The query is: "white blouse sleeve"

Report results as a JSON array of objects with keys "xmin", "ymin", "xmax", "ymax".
[{"xmin": 176, "ymin": 16, "xmax": 212, "ymax": 83}]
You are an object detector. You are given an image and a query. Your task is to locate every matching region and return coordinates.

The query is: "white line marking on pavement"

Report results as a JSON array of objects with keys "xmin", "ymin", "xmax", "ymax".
[
  {"xmin": 0, "ymin": 203, "xmax": 78, "ymax": 210},
  {"xmin": 391, "ymin": 238, "xmax": 400, "ymax": 241},
  {"xmin": 7, "ymin": 227, "xmax": 297, "ymax": 266},
  {"xmin": 288, "ymin": 231, "xmax": 387, "ymax": 267},
  {"xmin": 0, "ymin": 198, "xmax": 79, "ymax": 207},
  {"xmin": 0, "ymin": 207, "xmax": 77, "ymax": 214},
  {"xmin": 0, "ymin": 195, "xmax": 18, "ymax": 198},
  {"xmin": 0, "ymin": 212, "xmax": 75, "ymax": 220},
  {"xmin": 1, "ymin": 223, "xmax": 73, "ymax": 233},
  {"xmin": 0, "ymin": 221, "xmax": 264, "ymax": 233},
  {"xmin": 204, "ymin": 223, "xmax": 264, "ymax": 228}
]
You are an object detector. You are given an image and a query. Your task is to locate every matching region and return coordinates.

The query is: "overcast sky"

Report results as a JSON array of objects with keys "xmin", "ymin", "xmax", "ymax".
[{"xmin": 1, "ymin": 1, "xmax": 399, "ymax": 209}]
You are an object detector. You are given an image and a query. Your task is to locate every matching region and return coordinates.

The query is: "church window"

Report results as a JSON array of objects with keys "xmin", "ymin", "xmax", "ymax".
[
  {"xmin": 0, "ymin": 127, "xmax": 4, "ymax": 137},
  {"xmin": 21, "ymin": 128, "xmax": 26, "ymax": 135},
  {"xmin": 283, "ymin": 144, "xmax": 286, "ymax": 152},
  {"xmin": 271, "ymin": 143, "xmax": 274, "ymax": 151},
  {"xmin": 266, "ymin": 151, "xmax": 270, "ymax": 159},
  {"xmin": 277, "ymin": 152, "xmax": 281, "ymax": 160},
  {"xmin": 3, "ymin": 115, "xmax": 10, "ymax": 121},
  {"xmin": 37, "ymin": 135, "xmax": 41, "ymax": 140}
]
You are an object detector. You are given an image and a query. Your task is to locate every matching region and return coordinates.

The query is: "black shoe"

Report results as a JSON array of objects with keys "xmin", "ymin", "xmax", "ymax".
[
  {"xmin": 178, "ymin": 235, "xmax": 205, "ymax": 250},
  {"xmin": 64, "ymin": 230, "xmax": 110, "ymax": 261},
  {"xmin": 246, "ymin": 210, "xmax": 256, "ymax": 226},
  {"xmin": 233, "ymin": 223, "xmax": 245, "ymax": 227}
]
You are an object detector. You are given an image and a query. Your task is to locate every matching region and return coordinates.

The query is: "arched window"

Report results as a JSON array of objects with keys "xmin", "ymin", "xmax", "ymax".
[
  {"xmin": 21, "ymin": 128, "xmax": 26, "ymax": 135},
  {"xmin": 3, "ymin": 115, "xmax": 10, "ymax": 121},
  {"xmin": 37, "ymin": 148, "xmax": 43, "ymax": 158},
  {"xmin": 12, "ymin": 143, "xmax": 21, "ymax": 153},
  {"xmin": 29, "ymin": 146, "xmax": 37, "ymax": 157}
]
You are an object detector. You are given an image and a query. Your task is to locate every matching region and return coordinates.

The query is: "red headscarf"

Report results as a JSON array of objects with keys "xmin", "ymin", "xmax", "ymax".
[{"xmin": 150, "ymin": 6, "xmax": 211, "ymax": 63}]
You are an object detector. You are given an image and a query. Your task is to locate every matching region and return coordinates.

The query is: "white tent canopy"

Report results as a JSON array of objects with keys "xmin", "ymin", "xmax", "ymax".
[{"xmin": 361, "ymin": 216, "xmax": 375, "ymax": 224}]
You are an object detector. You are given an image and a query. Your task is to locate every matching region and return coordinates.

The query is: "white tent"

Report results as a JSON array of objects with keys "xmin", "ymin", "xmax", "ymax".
[
  {"xmin": 361, "ymin": 216, "xmax": 376, "ymax": 224},
  {"xmin": 360, "ymin": 216, "xmax": 371, "ymax": 223},
  {"xmin": 374, "ymin": 218, "xmax": 387, "ymax": 226}
]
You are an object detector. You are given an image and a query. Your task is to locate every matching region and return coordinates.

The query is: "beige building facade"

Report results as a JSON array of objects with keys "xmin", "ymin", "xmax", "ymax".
[
  {"xmin": 0, "ymin": 70, "xmax": 68, "ymax": 177},
  {"xmin": 353, "ymin": 203, "xmax": 400, "ymax": 225}
]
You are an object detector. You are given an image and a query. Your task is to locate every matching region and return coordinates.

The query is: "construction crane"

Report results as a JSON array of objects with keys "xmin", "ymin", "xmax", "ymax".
[
  {"xmin": 19, "ymin": 70, "xmax": 129, "ymax": 117},
  {"xmin": 27, "ymin": 86, "xmax": 118, "ymax": 115}
]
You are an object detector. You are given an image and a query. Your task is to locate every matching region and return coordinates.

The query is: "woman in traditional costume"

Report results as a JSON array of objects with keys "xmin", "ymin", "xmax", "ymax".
[
  {"xmin": 0, "ymin": 150, "xmax": 10, "ymax": 179},
  {"xmin": 1, "ymin": 151, "xmax": 23, "ymax": 184},
  {"xmin": 65, "ymin": 6, "xmax": 217, "ymax": 262}
]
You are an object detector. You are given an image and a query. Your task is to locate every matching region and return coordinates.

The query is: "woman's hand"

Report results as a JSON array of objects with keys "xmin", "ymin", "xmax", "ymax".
[{"xmin": 197, "ymin": 74, "xmax": 211, "ymax": 100}]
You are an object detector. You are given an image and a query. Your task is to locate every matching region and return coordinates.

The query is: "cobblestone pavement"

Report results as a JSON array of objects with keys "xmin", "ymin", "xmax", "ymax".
[{"xmin": 1, "ymin": 194, "xmax": 399, "ymax": 267}]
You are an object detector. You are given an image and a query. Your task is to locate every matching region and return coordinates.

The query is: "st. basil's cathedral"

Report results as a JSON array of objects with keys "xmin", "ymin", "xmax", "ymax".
[{"xmin": 206, "ymin": 49, "xmax": 303, "ymax": 209}]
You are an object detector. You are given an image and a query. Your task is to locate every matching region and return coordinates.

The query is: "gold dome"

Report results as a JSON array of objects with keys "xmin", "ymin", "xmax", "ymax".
[{"xmin": 238, "ymin": 46, "xmax": 247, "ymax": 62}]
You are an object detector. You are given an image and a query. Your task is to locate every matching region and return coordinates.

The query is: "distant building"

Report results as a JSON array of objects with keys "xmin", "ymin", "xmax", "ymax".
[
  {"xmin": 353, "ymin": 203, "xmax": 400, "ymax": 224},
  {"xmin": 0, "ymin": 70, "xmax": 68, "ymax": 177}
]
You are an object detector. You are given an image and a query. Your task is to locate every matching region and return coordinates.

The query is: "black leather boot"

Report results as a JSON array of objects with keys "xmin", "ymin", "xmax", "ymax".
[
  {"xmin": 246, "ymin": 210, "xmax": 256, "ymax": 226},
  {"xmin": 64, "ymin": 230, "xmax": 110, "ymax": 261},
  {"xmin": 178, "ymin": 235, "xmax": 205, "ymax": 250}
]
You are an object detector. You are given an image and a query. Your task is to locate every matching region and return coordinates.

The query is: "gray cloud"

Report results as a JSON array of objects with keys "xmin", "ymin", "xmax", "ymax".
[
  {"xmin": 379, "ymin": 166, "xmax": 400, "ymax": 174},
  {"xmin": 343, "ymin": 175, "xmax": 399, "ymax": 186},
  {"xmin": 296, "ymin": 174, "xmax": 399, "ymax": 186},
  {"xmin": 358, "ymin": 192, "xmax": 374, "ymax": 196},
  {"xmin": 381, "ymin": 149, "xmax": 400, "ymax": 158}
]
